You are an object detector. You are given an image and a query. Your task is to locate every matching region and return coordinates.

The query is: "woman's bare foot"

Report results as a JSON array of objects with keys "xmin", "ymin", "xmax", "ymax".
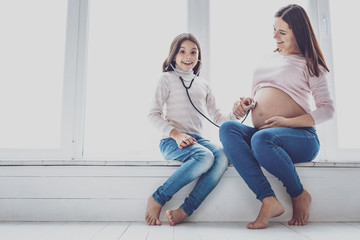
[
  {"xmin": 145, "ymin": 196, "xmax": 162, "ymax": 226},
  {"xmin": 166, "ymin": 208, "xmax": 187, "ymax": 226},
  {"xmin": 247, "ymin": 196, "xmax": 285, "ymax": 229},
  {"xmin": 288, "ymin": 190, "xmax": 311, "ymax": 226}
]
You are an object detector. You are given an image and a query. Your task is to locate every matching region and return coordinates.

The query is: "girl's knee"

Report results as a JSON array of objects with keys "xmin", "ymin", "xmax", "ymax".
[
  {"xmin": 217, "ymin": 149, "xmax": 229, "ymax": 170},
  {"xmin": 193, "ymin": 149, "xmax": 215, "ymax": 171}
]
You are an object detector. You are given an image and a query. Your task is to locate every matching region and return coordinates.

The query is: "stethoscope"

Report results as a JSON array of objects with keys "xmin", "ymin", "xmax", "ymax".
[{"xmin": 168, "ymin": 63, "xmax": 251, "ymax": 128}]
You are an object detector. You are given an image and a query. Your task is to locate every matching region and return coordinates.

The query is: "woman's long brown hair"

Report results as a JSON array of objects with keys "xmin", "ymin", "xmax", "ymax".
[{"xmin": 275, "ymin": 4, "xmax": 329, "ymax": 77}]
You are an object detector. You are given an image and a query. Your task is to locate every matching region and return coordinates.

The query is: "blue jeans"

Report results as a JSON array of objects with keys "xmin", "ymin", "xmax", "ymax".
[
  {"xmin": 152, "ymin": 134, "xmax": 229, "ymax": 217},
  {"xmin": 219, "ymin": 121, "xmax": 319, "ymax": 201}
]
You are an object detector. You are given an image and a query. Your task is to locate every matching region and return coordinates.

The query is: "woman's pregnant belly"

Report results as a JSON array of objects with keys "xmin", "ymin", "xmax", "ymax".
[{"xmin": 251, "ymin": 87, "xmax": 306, "ymax": 129}]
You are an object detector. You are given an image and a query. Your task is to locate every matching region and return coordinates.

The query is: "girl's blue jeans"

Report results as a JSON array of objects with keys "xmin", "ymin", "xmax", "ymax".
[
  {"xmin": 219, "ymin": 121, "xmax": 319, "ymax": 201},
  {"xmin": 152, "ymin": 134, "xmax": 229, "ymax": 217}
]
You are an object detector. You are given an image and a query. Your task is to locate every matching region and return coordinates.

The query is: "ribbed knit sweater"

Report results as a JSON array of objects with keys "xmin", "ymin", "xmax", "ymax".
[
  {"xmin": 252, "ymin": 52, "xmax": 335, "ymax": 124},
  {"xmin": 148, "ymin": 67, "xmax": 236, "ymax": 138}
]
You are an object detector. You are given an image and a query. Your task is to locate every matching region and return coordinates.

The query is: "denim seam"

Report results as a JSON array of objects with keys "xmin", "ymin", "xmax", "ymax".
[
  {"xmin": 156, "ymin": 148, "xmax": 202, "ymax": 205},
  {"xmin": 269, "ymin": 135, "xmax": 303, "ymax": 197}
]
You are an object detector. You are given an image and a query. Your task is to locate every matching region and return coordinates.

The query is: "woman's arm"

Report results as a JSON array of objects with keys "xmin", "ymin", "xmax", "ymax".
[{"xmin": 308, "ymin": 70, "xmax": 335, "ymax": 124}]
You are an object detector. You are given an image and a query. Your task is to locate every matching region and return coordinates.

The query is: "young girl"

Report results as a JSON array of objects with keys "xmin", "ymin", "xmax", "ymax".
[{"xmin": 146, "ymin": 33, "xmax": 242, "ymax": 226}]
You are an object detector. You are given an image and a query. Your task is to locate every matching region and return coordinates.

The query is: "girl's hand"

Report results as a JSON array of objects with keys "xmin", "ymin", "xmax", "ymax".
[
  {"xmin": 259, "ymin": 116, "xmax": 290, "ymax": 129},
  {"xmin": 170, "ymin": 129, "xmax": 197, "ymax": 149},
  {"xmin": 233, "ymin": 97, "xmax": 255, "ymax": 119}
]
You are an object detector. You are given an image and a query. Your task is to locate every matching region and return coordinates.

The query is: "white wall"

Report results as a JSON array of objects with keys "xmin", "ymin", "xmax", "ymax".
[{"xmin": 0, "ymin": 162, "xmax": 359, "ymax": 222}]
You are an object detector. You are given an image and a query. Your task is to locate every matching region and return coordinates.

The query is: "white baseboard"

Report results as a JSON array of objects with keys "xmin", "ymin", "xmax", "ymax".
[{"xmin": 0, "ymin": 165, "xmax": 359, "ymax": 222}]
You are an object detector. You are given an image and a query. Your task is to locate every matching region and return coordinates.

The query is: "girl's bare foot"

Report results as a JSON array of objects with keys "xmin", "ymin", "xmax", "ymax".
[
  {"xmin": 247, "ymin": 196, "xmax": 285, "ymax": 229},
  {"xmin": 145, "ymin": 196, "xmax": 162, "ymax": 226},
  {"xmin": 166, "ymin": 208, "xmax": 187, "ymax": 226},
  {"xmin": 288, "ymin": 190, "xmax": 311, "ymax": 226}
]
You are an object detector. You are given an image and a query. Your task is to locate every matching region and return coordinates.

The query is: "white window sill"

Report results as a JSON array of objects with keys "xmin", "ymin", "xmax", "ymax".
[{"xmin": 0, "ymin": 160, "xmax": 359, "ymax": 168}]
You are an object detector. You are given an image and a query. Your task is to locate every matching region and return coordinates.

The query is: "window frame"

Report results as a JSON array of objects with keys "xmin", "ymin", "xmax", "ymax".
[
  {"xmin": 0, "ymin": 0, "xmax": 80, "ymax": 160},
  {"xmin": 0, "ymin": 0, "xmax": 358, "ymax": 163},
  {"xmin": 313, "ymin": 0, "xmax": 360, "ymax": 162}
]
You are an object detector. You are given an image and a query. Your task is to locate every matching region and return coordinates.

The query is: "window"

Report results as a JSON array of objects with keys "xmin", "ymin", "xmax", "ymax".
[
  {"xmin": 0, "ymin": 0, "xmax": 357, "ymax": 163},
  {"xmin": 329, "ymin": 0, "xmax": 360, "ymax": 149},
  {"xmin": 0, "ymin": 0, "xmax": 70, "ymax": 159},
  {"xmin": 321, "ymin": 0, "xmax": 360, "ymax": 161},
  {"xmin": 83, "ymin": 0, "xmax": 187, "ymax": 160}
]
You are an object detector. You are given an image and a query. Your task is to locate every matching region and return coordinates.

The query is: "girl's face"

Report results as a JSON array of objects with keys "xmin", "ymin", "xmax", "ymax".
[
  {"xmin": 273, "ymin": 17, "xmax": 301, "ymax": 56},
  {"xmin": 174, "ymin": 40, "xmax": 199, "ymax": 72}
]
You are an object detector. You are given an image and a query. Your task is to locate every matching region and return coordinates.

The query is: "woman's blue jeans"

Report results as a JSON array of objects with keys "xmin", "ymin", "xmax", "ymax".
[
  {"xmin": 219, "ymin": 121, "xmax": 319, "ymax": 201},
  {"xmin": 152, "ymin": 134, "xmax": 229, "ymax": 217}
]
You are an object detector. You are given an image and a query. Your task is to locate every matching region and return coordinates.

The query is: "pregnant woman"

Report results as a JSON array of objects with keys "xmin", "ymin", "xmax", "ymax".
[{"xmin": 219, "ymin": 4, "xmax": 334, "ymax": 229}]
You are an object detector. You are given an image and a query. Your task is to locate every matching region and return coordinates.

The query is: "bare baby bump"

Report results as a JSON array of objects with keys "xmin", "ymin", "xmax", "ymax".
[{"xmin": 252, "ymin": 87, "xmax": 306, "ymax": 129}]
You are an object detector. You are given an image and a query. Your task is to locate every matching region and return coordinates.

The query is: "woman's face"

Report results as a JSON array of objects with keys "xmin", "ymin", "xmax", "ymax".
[
  {"xmin": 273, "ymin": 17, "xmax": 301, "ymax": 55},
  {"xmin": 174, "ymin": 40, "xmax": 199, "ymax": 72}
]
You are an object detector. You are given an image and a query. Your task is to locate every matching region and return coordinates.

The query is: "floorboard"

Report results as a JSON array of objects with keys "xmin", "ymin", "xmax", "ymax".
[{"xmin": 1, "ymin": 221, "xmax": 360, "ymax": 240}]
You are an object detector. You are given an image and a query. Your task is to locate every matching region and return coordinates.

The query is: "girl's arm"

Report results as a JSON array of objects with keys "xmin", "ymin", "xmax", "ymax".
[
  {"xmin": 206, "ymin": 87, "xmax": 239, "ymax": 125},
  {"xmin": 169, "ymin": 128, "xmax": 197, "ymax": 149},
  {"xmin": 147, "ymin": 75, "xmax": 175, "ymax": 137},
  {"xmin": 233, "ymin": 97, "xmax": 256, "ymax": 119}
]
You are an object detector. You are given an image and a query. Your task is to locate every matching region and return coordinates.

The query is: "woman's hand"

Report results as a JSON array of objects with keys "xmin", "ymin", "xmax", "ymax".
[
  {"xmin": 260, "ymin": 114, "xmax": 315, "ymax": 129},
  {"xmin": 259, "ymin": 116, "xmax": 290, "ymax": 129},
  {"xmin": 233, "ymin": 97, "xmax": 255, "ymax": 119},
  {"xmin": 170, "ymin": 129, "xmax": 197, "ymax": 149}
]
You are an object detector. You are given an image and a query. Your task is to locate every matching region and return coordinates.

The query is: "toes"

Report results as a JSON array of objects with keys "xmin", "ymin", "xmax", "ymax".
[
  {"xmin": 150, "ymin": 218, "xmax": 155, "ymax": 226},
  {"xmin": 166, "ymin": 211, "xmax": 173, "ymax": 225},
  {"xmin": 288, "ymin": 218, "xmax": 307, "ymax": 226},
  {"xmin": 147, "ymin": 218, "xmax": 152, "ymax": 226},
  {"xmin": 247, "ymin": 223, "xmax": 254, "ymax": 229},
  {"xmin": 247, "ymin": 222, "xmax": 266, "ymax": 229},
  {"xmin": 147, "ymin": 217, "xmax": 159, "ymax": 226},
  {"xmin": 145, "ymin": 216, "xmax": 151, "ymax": 225}
]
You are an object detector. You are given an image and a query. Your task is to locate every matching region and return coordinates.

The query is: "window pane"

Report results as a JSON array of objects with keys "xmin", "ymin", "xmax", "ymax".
[
  {"xmin": 210, "ymin": 0, "xmax": 308, "ymax": 125},
  {"xmin": 330, "ymin": 0, "xmax": 360, "ymax": 149},
  {"xmin": 0, "ymin": 1, "xmax": 67, "ymax": 149},
  {"xmin": 84, "ymin": 0, "xmax": 187, "ymax": 159}
]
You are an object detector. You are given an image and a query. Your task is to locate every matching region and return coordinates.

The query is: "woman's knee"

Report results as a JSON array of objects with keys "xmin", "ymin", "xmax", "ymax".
[
  {"xmin": 219, "ymin": 121, "xmax": 247, "ymax": 144},
  {"xmin": 219, "ymin": 121, "xmax": 237, "ymax": 139},
  {"xmin": 251, "ymin": 130, "xmax": 284, "ymax": 166},
  {"xmin": 252, "ymin": 129, "xmax": 273, "ymax": 143},
  {"xmin": 251, "ymin": 130, "xmax": 281, "ymax": 151}
]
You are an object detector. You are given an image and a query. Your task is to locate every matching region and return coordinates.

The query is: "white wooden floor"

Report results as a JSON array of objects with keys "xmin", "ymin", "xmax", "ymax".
[{"xmin": 1, "ymin": 221, "xmax": 360, "ymax": 240}]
